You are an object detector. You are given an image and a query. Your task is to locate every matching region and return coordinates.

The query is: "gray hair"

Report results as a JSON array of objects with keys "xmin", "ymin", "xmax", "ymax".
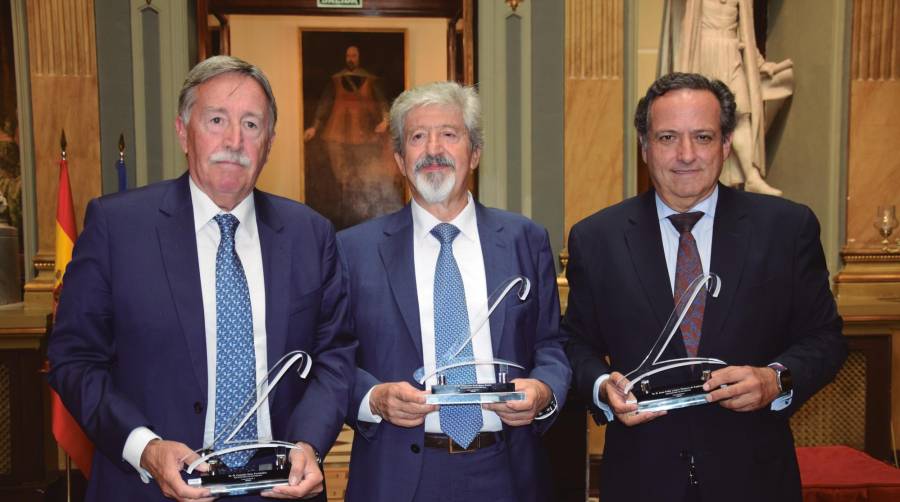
[
  {"xmin": 178, "ymin": 55, "xmax": 278, "ymax": 136},
  {"xmin": 634, "ymin": 72, "xmax": 736, "ymax": 145},
  {"xmin": 389, "ymin": 81, "xmax": 483, "ymax": 155}
]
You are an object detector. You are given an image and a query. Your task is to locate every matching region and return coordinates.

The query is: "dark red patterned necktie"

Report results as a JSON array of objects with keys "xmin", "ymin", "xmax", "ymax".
[{"xmin": 667, "ymin": 211, "xmax": 705, "ymax": 357}]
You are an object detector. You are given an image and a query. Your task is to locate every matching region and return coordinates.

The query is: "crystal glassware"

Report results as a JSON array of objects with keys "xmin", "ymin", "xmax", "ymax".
[{"xmin": 874, "ymin": 205, "xmax": 899, "ymax": 245}]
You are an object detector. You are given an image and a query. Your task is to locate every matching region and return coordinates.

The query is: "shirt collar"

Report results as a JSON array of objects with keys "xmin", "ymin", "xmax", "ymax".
[
  {"xmin": 411, "ymin": 192, "xmax": 478, "ymax": 245},
  {"xmin": 655, "ymin": 184, "xmax": 718, "ymax": 222},
  {"xmin": 188, "ymin": 175, "xmax": 257, "ymax": 239}
]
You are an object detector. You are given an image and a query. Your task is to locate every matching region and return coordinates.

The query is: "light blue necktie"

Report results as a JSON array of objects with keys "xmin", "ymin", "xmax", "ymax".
[
  {"xmin": 213, "ymin": 214, "xmax": 257, "ymax": 467},
  {"xmin": 431, "ymin": 223, "xmax": 483, "ymax": 448}
]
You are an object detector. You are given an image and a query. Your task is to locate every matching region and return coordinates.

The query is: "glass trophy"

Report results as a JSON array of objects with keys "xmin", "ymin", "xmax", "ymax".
[
  {"xmin": 621, "ymin": 273, "xmax": 727, "ymax": 413},
  {"xmin": 184, "ymin": 350, "xmax": 312, "ymax": 496},
  {"xmin": 414, "ymin": 276, "xmax": 530, "ymax": 405}
]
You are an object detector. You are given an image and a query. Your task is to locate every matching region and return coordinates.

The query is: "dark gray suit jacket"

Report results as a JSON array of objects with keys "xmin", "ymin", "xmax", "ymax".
[{"xmin": 564, "ymin": 185, "xmax": 846, "ymax": 502}]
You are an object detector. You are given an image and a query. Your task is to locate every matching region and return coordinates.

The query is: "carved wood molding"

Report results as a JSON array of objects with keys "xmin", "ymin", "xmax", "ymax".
[
  {"xmin": 565, "ymin": 0, "xmax": 622, "ymax": 80},
  {"xmin": 852, "ymin": 0, "xmax": 900, "ymax": 80}
]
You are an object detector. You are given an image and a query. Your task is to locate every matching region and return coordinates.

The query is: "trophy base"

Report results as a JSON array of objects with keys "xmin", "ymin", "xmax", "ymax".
[
  {"xmin": 630, "ymin": 370, "xmax": 713, "ymax": 413},
  {"xmin": 186, "ymin": 451, "xmax": 291, "ymax": 497},
  {"xmin": 634, "ymin": 393, "xmax": 711, "ymax": 413},
  {"xmin": 427, "ymin": 383, "xmax": 525, "ymax": 405}
]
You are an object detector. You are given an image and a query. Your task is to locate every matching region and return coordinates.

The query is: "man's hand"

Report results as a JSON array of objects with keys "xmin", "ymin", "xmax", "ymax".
[
  {"xmin": 370, "ymin": 382, "xmax": 437, "ymax": 427},
  {"xmin": 703, "ymin": 365, "xmax": 781, "ymax": 412},
  {"xmin": 303, "ymin": 127, "xmax": 317, "ymax": 142},
  {"xmin": 140, "ymin": 439, "xmax": 213, "ymax": 502},
  {"xmin": 264, "ymin": 441, "xmax": 323, "ymax": 499},
  {"xmin": 482, "ymin": 378, "xmax": 551, "ymax": 426},
  {"xmin": 600, "ymin": 372, "xmax": 666, "ymax": 426}
]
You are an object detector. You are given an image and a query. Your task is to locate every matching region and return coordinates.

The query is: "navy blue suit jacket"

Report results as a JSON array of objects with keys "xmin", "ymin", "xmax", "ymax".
[
  {"xmin": 337, "ymin": 202, "xmax": 571, "ymax": 502},
  {"xmin": 48, "ymin": 173, "xmax": 355, "ymax": 501},
  {"xmin": 564, "ymin": 186, "xmax": 846, "ymax": 502}
]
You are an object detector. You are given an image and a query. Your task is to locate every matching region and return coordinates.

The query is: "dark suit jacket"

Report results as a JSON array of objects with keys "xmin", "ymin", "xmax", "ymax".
[
  {"xmin": 47, "ymin": 173, "xmax": 356, "ymax": 501},
  {"xmin": 564, "ymin": 186, "xmax": 846, "ymax": 502},
  {"xmin": 337, "ymin": 202, "xmax": 571, "ymax": 502}
]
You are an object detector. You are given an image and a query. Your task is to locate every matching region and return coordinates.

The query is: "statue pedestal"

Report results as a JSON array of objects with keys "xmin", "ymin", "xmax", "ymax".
[{"xmin": 835, "ymin": 247, "xmax": 900, "ymax": 312}]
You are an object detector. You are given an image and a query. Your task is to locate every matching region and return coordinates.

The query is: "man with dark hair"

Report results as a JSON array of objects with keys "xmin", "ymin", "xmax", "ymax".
[
  {"xmin": 338, "ymin": 81, "xmax": 570, "ymax": 502},
  {"xmin": 48, "ymin": 55, "xmax": 355, "ymax": 501},
  {"xmin": 564, "ymin": 72, "xmax": 846, "ymax": 501}
]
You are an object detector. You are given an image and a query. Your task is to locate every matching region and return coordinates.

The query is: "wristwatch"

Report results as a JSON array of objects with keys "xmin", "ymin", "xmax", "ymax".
[
  {"xmin": 772, "ymin": 365, "xmax": 792, "ymax": 394},
  {"xmin": 535, "ymin": 393, "xmax": 558, "ymax": 421}
]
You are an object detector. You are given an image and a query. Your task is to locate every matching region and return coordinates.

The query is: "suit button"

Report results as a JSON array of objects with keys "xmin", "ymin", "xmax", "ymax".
[
  {"xmin": 410, "ymin": 443, "xmax": 420, "ymax": 454},
  {"xmin": 193, "ymin": 402, "xmax": 204, "ymax": 414}
]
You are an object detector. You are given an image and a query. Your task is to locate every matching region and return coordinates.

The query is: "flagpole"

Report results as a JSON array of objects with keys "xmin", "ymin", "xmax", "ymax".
[
  {"xmin": 60, "ymin": 130, "xmax": 73, "ymax": 502},
  {"xmin": 117, "ymin": 133, "xmax": 127, "ymax": 192},
  {"xmin": 65, "ymin": 454, "xmax": 72, "ymax": 502}
]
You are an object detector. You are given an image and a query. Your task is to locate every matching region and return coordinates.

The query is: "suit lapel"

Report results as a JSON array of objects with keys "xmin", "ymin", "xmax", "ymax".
[
  {"xmin": 475, "ymin": 203, "xmax": 512, "ymax": 352},
  {"xmin": 701, "ymin": 186, "xmax": 750, "ymax": 355},
  {"xmin": 624, "ymin": 191, "xmax": 676, "ymax": 336},
  {"xmin": 157, "ymin": 174, "xmax": 208, "ymax": 394},
  {"xmin": 256, "ymin": 192, "xmax": 290, "ymax": 369},
  {"xmin": 378, "ymin": 206, "xmax": 424, "ymax": 357}
]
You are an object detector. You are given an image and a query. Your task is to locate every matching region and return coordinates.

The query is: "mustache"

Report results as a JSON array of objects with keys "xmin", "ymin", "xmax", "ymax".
[
  {"xmin": 414, "ymin": 155, "xmax": 455, "ymax": 172},
  {"xmin": 209, "ymin": 150, "xmax": 251, "ymax": 168}
]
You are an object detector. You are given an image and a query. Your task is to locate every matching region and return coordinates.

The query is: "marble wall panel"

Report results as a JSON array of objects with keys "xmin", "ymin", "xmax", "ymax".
[
  {"xmin": 846, "ymin": 80, "xmax": 900, "ymax": 247},
  {"xmin": 26, "ymin": 0, "xmax": 101, "ymax": 263}
]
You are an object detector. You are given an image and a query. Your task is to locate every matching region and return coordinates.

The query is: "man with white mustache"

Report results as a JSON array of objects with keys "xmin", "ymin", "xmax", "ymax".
[
  {"xmin": 48, "ymin": 55, "xmax": 355, "ymax": 502},
  {"xmin": 337, "ymin": 81, "xmax": 571, "ymax": 502}
]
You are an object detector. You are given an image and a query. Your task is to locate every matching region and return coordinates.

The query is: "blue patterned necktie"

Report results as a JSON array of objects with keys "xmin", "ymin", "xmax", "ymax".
[
  {"xmin": 668, "ymin": 211, "xmax": 705, "ymax": 358},
  {"xmin": 213, "ymin": 214, "xmax": 257, "ymax": 467},
  {"xmin": 431, "ymin": 223, "xmax": 483, "ymax": 448}
]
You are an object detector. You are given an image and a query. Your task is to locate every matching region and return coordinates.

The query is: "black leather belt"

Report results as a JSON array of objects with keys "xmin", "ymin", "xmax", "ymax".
[{"xmin": 423, "ymin": 432, "xmax": 500, "ymax": 453}]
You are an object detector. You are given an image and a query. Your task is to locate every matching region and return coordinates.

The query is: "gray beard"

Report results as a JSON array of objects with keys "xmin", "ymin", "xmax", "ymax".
[{"xmin": 414, "ymin": 169, "xmax": 455, "ymax": 205}]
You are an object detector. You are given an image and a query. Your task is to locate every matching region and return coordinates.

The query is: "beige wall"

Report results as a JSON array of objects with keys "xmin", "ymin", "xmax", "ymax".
[
  {"xmin": 765, "ymin": 0, "xmax": 849, "ymax": 275},
  {"xmin": 229, "ymin": 15, "xmax": 448, "ymax": 202},
  {"xmin": 635, "ymin": 0, "xmax": 664, "ymax": 108}
]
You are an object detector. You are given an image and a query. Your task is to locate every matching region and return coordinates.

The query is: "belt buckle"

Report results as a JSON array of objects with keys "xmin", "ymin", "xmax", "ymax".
[{"xmin": 448, "ymin": 435, "xmax": 479, "ymax": 454}]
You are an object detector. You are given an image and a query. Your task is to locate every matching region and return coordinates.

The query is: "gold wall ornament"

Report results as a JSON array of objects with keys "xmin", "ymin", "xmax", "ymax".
[{"xmin": 505, "ymin": 0, "xmax": 523, "ymax": 12}]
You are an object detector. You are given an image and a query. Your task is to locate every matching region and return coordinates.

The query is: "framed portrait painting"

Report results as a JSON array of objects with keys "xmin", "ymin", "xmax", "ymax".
[{"xmin": 300, "ymin": 29, "xmax": 407, "ymax": 230}]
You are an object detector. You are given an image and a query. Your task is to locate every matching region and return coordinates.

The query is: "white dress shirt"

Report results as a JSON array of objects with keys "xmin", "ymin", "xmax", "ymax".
[
  {"xmin": 358, "ymin": 194, "xmax": 502, "ymax": 432},
  {"xmin": 592, "ymin": 186, "xmax": 790, "ymax": 419},
  {"xmin": 122, "ymin": 177, "xmax": 272, "ymax": 479}
]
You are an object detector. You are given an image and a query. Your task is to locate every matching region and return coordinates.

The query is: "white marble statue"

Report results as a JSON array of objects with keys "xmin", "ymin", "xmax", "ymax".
[{"xmin": 660, "ymin": 0, "xmax": 794, "ymax": 196}]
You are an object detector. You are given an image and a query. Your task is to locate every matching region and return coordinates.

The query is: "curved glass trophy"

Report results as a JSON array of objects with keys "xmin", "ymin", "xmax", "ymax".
[
  {"xmin": 414, "ymin": 276, "xmax": 530, "ymax": 405},
  {"xmin": 621, "ymin": 273, "xmax": 727, "ymax": 413},
  {"xmin": 185, "ymin": 350, "xmax": 312, "ymax": 496}
]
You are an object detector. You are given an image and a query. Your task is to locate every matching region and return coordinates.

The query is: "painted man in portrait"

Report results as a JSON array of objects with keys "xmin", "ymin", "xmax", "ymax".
[{"xmin": 304, "ymin": 45, "xmax": 392, "ymax": 229}]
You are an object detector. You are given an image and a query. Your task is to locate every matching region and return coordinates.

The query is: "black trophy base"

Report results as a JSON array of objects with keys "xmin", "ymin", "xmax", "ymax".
[
  {"xmin": 432, "ymin": 382, "xmax": 516, "ymax": 394},
  {"xmin": 426, "ymin": 382, "xmax": 525, "ymax": 405},
  {"xmin": 186, "ymin": 449, "xmax": 291, "ymax": 497},
  {"xmin": 630, "ymin": 370, "xmax": 712, "ymax": 413}
]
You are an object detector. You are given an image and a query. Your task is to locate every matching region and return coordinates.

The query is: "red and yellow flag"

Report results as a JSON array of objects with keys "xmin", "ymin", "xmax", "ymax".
[{"xmin": 51, "ymin": 155, "xmax": 94, "ymax": 478}]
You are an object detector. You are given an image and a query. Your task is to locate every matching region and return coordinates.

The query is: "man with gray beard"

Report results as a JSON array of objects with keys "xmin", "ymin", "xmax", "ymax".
[{"xmin": 337, "ymin": 81, "xmax": 571, "ymax": 502}]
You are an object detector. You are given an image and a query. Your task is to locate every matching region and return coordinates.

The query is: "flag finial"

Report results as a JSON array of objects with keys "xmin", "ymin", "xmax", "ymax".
[{"xmin": 60, "ymin": 130, "xmax": 67, "ymax": 160}]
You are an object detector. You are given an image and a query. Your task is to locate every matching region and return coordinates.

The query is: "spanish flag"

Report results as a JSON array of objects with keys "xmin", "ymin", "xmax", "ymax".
[{"xmin": 51, "ymin": 149, "xmax": 94, "ymax": 478}]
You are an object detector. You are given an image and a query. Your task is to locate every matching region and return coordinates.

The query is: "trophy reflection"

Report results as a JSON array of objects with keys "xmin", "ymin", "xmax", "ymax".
[
  {"xmin": 622, "ymin": 274, "xmax": 727, "ymax": 413},
  {"xmin": 184, "ymin": 351, "xmax": 312, "ymax": 497},
  {"xmin": 414, "ymin": 276, "xmax": 530, "ymax": 405}
]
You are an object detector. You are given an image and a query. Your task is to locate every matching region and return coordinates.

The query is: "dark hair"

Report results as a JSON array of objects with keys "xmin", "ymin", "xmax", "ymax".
[
  {"xmin": 178, "ymin": 55, "xmax": 277, "ymax": 137},
  {"xmin": 634, "ymin": 72, "xmax": 736, "ymax": 145}
]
